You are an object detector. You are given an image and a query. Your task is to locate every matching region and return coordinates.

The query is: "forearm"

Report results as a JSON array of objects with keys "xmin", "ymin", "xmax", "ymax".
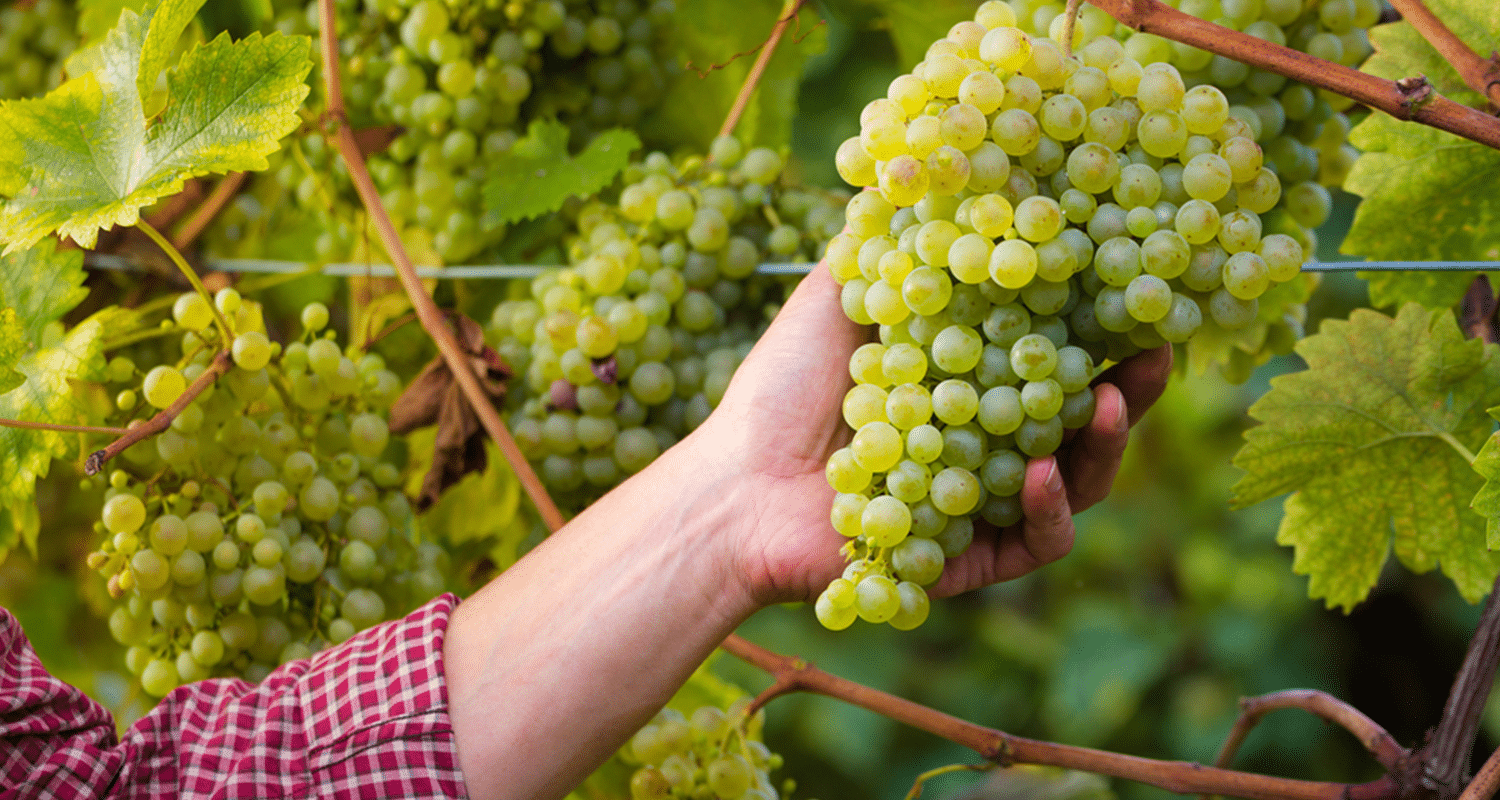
[{"xmin": 441, "ymin": 431, "xmax": 759, "ymax": 800}]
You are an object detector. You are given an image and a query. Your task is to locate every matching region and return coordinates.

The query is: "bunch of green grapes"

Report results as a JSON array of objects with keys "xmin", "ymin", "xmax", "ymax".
[
  {"xmin": 624, "ymin": 699, "xmax": 789, "ymax": 800},
  {"xmin": 224, "ymin": 0, "xmax": 679, "ymax": 264},
  {"xmin": 88, "ymin": 294, "xmax": 452, "ymax": 696},
  {"xmin": 816, "ymin": 7, "xmax": 1311, "ymax": 630},
  {"xmin": 487, "ymin": 136, "xmax": 846, "ymax": 510},
  {"xmin": 0, "ymin": 0, "xmax": 77, "ymax": 99}
]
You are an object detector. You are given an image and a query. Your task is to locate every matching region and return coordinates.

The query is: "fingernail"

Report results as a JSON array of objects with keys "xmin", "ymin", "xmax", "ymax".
[
  {"xmin": 1045, "ymin": 460, "xmax": 1062, "ymax": 493},
  {"xmin": 1116, "ymin": 401, "xmax": 1130, "ymax": 433}
]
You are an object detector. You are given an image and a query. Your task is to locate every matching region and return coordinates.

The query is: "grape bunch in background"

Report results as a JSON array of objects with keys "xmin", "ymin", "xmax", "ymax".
[
  {"xmin": 217, "ymin": 0, "xmax": 679, "ymax": 264},
  {"xmin": 625, "ymin": 699, "xmax": 789, "ymax": 800},
  {"xmin": 815, "ymin": 1, "xmax": 1334, "ymax": 631},
  {"xmin": 0, "ymin": 0, "xmax": 78, "ymax": 100},
  {"xmin": 487, "ymin": 136, "xmax": 846, "ymax": 510},
  {"xmin": 88, "ymin": 293, "xmax": 451, "ymax": 696}
]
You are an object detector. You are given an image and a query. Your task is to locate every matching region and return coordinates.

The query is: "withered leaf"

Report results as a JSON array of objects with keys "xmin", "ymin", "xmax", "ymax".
[{"xmin": 388, "ymin": 313, "xmax": 510, "ymax": 510}]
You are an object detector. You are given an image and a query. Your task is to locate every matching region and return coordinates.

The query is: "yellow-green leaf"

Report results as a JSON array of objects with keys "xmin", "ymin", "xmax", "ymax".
[
  {"xmin": 0, "ymin": 0, "xmax": 309, "ymax": 252},
  {"xmin": 1231, "ymin": 304, "xmax": 1500, "ymax": 611},
  {"xmin": 1342, "ymin": 0, "xmax": 1500, "ymax": 263}
]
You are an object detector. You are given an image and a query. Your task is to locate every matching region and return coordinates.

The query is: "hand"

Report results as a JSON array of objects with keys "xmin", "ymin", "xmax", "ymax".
[{"xmin": 689, "ymin": 261, "xmax": 1172, "ymax": 607}]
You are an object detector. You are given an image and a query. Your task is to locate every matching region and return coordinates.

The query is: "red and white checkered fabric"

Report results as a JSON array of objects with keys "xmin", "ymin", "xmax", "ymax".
[{"xmin": 0, "ymin": 594, "xmax": 469, "ymax": 799}]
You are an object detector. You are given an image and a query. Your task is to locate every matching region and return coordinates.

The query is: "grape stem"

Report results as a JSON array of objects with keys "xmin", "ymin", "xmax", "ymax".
[
  {"xmin": 83, "ymin": 349, "xmax": 233, "ymax": 476},
  {"xmin": 170, "ymin": 172, "xmax": 247, "ymax": 253},
  {"xmin": 720, "ymin": 633, "xmax": 1399, "ymax": 800},
  {"xmin": 1084, "ymin": 0, "xmax": 1500, "ymax": 151},
  {"xmin": 0, "ymin": 418, "xmax": 130, "ymax": 435},
  {"xmin": 903, "ymin": 763, "xmax": 993, "ymax": 799},
  {"xmin": 1385, "ymin": 0, "xmax": 1500, "ymax": 112},
  {"xmin": 1059, "ymin": 0, "xmax": 1085, "ymax": 58},
  {"xmin": 315, "ymin": 0, "xmax": 566, "ymax": 534},
  {"xmin": 1205, "ymin": 689, "xmax": 1406, "ymax": 800},
  {"xmin": 714, "ymin": 0, "xmax": 807, "ymax": 144},
  {"xmin": 136, "ymin": 220, "xmax": 234, "ymax": 343}
]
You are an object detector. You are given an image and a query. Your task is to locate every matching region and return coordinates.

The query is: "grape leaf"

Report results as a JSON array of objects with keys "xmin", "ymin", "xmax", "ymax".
[
  {"xmin": 1341, "ymin": 0, "xmax": 1500, "ymax": 263},
  {"xmin": 1470, "ymin": 409, "xmax": 1500, "ymax": 550},
  {"xmin": 0, "ymin": 0, "xmax": 310, "ymax": 253},
  {"xmin": 482, "ymin": 121, "xmax": 640, "ymax": 226},
  {"xmin": 1363, "ymin": 271, "xmax": 1500, "ymax": 311},
  {"xmin": 637, "ymin": 0, "xmax": 826, "ymax": 151},
  {"xmin": 1231, "ymin": 304, "xmax": 1500, "ymax": 611},
  {"xmin": 0, "ymin": 239, "xmax": 104, "ymax": 558},
  {"xmin": 0, "ymin": 310, "xmax": 26, "ymax": 395}
]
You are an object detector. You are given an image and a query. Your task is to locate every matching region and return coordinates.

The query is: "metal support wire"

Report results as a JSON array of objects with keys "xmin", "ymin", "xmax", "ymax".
[{"xmin": 83, "ymin": 253, "xmax": 1500, "ymax": 280}]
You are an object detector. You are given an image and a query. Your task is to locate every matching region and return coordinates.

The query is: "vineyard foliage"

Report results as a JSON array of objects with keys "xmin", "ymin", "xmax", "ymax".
[{"xmin": 1, "ymin": 0, "xmax": 1500, "ymax": 797}]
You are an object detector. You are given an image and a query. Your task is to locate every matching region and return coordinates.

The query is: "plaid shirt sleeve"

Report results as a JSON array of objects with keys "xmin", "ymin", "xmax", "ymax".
[{"xmin": 0, "ymin": 593, "xmax": 469, "ymax": 800}]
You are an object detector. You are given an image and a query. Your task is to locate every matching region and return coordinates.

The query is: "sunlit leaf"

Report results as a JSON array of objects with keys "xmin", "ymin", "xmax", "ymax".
[{"xmin": 1232, "ymin": 304, "xmax": 1500, "ymax": 611}]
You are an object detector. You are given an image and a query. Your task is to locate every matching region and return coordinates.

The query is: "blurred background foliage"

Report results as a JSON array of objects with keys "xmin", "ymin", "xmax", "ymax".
[{"xmin": 4, "ymin": 0, "xmax": 1498, "ymax": 798}]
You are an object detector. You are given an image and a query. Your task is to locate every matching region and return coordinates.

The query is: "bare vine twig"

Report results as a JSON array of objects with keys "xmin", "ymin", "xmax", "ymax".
[
  {"xmin": 1208, "ymin": 690, "xmax": 1407, "ymax": 783},
  {"xmin": 720, "ymin": 634, "xmax": 1398, "ymax": 800},
  {"xmin": 84, "ymin": 349, "xmax": 233, "ymax": 475},
  {"xmin": 315, "ymin": 0, "xmax": 565, "ymax": 533},
  {"xmin": 1385, "ymin": 0, "xmax": 1500, "ymax": 111},
  {"xmin": 714, "ymin": 0, "xmax": 806, "ymax": 142}
]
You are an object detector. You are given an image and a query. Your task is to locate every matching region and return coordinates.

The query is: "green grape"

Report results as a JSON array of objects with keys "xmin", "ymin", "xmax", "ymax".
[
  {"xmin": 854, "ymin": 575, "xmax": 901, "ymax": 623},
  {"xmin": 143, "ymin": 366, "xmax": 186, "ymax": 409}
]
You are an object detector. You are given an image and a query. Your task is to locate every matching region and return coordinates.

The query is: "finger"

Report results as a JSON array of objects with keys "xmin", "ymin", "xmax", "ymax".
[
  {"xmin": 1018, "ymin": 456, "xmax": 1076, "ymax": 566},
  {"xmin": 1096, "ymin": 344, "xmax": 1172, "ymax": 426},
  {"xmin": 1061, "ymin": 382, "xmax": 1130, "ymax": 511}
]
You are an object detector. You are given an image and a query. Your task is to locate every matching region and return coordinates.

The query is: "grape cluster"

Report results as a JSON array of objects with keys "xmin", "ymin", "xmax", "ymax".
[
  {"xmin": 225, "ymin": 0, "xmax": 679, "ymax": 264},
  {"xmin": 816, "ymin": 7, "xmax": 1312, "ymax": 629},
  {"xmin": 89, "ymin": 294, "xmax": 450, "ymax": 696},
  {"xmin": 624, "ymin": 699, "xmax": 789, "ymax": 800},
  {"xmin": 487, "ymin": 136, "xmax": 845, "ymax": 510},
  {"xmin": 0, "ymin": 0, "xmax": 77, "ymax": 100}
]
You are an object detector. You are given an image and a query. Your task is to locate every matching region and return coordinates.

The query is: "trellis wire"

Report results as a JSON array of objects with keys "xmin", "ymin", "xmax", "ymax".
[{"xmin": 83, "ymin": 253, "xmax": 1499, "ymax": 280}]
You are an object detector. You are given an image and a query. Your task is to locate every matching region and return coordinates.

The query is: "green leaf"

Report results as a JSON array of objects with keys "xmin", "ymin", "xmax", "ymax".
[
  {"xmin": 0, "ymin": 239, "xmax": 103, "ymax": 558},
  {"xmin": 637, "ymin": 0, "xmax": 826, "ymax": 150},
  {"xmin": 1362, "ymin": 271, "xmax": 1500, "ymax": 310},
  {"xmin": 0, "ymin": 310, "xmax": 26, "ymax": 395},
  {"xmin": 1231, "ymin": 304, "xmax": 1500, "ymax": 611},
  {"xmin": 1470, "ymin": 412, "xmax": 1500, "ymax": 550},
  {"xmin": 0, "ymin": 0, "xmax": 310, "ymax": 252},
  {"xmin": 482, "ymin": 121, "xmax": 640, "ymax": 226},
  {"xmin": 66, "ymin": 0, "xmax": 206, "ymax": 105},
  {"xmin": 1340, "ymin": 0, "xmax": 1500, "ymax": 262}
]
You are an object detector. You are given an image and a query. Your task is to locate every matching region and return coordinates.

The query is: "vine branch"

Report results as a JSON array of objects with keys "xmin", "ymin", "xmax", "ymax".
[
  {"xmin": 1084, "ymin": 0, "xmax": 1500, "ymax": 151},
  {"xmin": 720, "ymin": 634, "xmax": 1398, "ymax": 800},
  {"xmin": 1423, "ymin": 571, "xmax": 1500, "ymax": 794},
  {"xmin": 171, "ymin": 171, "xmax": 247, "ymax": 253},
  {"xmin": 316, "ymin": 0, "xmax": 566, "ymax": 534},
  {"xmin": 1385, "ymin": 0, "xmax": 1500, "ymax": 111},
  {"xmin": 1209, "ymin": 690, "xmax": 1407, "ymax": 781},
  {"xmin": 715, "ymin": 0, "xmax": 805, "ymax": 142},
  {"xmin": 84, "ymin": 349, "xmax": 232, "ymax": 475}
]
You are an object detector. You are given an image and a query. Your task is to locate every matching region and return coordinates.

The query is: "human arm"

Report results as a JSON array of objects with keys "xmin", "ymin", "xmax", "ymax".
[{"xmin": 441, "ymin": 261, "xmax": 1171, "ymax": 800}]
